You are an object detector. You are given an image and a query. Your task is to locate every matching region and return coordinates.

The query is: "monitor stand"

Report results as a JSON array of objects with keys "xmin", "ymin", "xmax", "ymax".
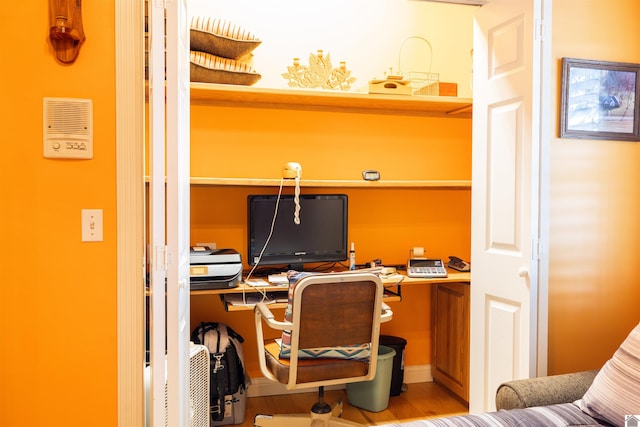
[{"xmin": 287, "ymin": 263, "xmax": 305, "ymax": 272}]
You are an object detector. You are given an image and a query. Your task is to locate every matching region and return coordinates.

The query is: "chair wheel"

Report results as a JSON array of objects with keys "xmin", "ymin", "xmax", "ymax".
[{"xmin": 311, "ymin": 401, "xmax": 332, "ymax": 414}]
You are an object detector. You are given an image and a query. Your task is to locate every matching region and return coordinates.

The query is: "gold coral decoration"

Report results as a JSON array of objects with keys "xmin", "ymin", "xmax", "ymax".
[{"xmin": 282, "ymin": 50, "xmax": 356, "ymax": 91}]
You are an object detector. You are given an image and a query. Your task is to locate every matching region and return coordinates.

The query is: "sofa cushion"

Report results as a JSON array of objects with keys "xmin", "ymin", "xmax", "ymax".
[
  {"xmin": 375, "ymin": 402, "xmax": 603, "ymax": 426},
  {"xmin": 577, "ymin": 322, "xmax": 640, "ymax": 427},
  {"xmin": 496, "ymin": 370, "xmax": 599, "ymax": 410}
]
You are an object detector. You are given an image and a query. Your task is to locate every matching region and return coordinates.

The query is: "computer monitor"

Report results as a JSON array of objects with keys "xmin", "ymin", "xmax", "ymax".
[{"xmin": 247, "ymin": 193, "xmax": 348, "ymax": 271}]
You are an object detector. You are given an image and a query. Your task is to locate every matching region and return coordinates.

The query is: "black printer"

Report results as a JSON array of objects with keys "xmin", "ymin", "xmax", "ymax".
[{"xmin": 189, "ymin": 247, "xmax": 242, "ymax": 290}]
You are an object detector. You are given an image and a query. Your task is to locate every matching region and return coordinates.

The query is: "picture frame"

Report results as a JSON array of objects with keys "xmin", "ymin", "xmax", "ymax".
[{"xmin": 560, "ymin": 57, "xmax": 640, "ymax": 141}]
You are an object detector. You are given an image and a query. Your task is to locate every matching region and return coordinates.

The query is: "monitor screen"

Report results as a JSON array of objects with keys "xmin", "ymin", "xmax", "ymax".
[{"xmin": 247, "ymin": 194, "xmax": 348, "ymax": 270}]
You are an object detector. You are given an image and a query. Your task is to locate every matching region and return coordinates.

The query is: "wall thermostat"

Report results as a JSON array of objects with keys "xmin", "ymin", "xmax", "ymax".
[{"xmin": 362, "ymin": 170, "xmax": 380, "ymax": 181}]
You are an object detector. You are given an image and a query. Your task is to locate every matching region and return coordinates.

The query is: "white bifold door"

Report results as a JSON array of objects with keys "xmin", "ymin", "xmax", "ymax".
[
  {"xmin": 147, "ymin": 0, "xmax": 191, "ymax": 425},
  {"xmin": 470, "ymin": 0, "xmax": 550, "ymax": 413}
]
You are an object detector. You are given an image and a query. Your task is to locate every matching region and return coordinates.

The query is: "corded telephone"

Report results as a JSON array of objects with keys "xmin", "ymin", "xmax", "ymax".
[{"xmin": 447, "ymin": 256, "xmax": 470, "ymax": 272}]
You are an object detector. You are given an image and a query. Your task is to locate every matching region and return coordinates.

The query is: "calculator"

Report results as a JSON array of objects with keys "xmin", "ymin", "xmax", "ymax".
[{"xmin": 407, "ymin": 258, "xmax": 448, "ymax": 278}]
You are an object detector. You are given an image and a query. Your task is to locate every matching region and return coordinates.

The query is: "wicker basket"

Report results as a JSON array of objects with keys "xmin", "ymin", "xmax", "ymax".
[{"xmin": 399, "ymin": 37, "xmax": 439, "ymax": 96}]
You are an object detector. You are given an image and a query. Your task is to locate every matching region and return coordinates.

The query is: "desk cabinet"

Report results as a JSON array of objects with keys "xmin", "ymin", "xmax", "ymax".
[{"xmin": 431, "ymin": 281, "xmax": 470, "ymax": 402}]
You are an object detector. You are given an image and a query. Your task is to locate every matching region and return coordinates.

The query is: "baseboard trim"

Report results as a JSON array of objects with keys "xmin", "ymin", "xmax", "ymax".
[
  {"xmin": 246, "ymin": 364, "xmax": 433, "ymax": 398},
  {"xmin": 404, "ymin": 364, "xmax": 433, "ymax": 384}
]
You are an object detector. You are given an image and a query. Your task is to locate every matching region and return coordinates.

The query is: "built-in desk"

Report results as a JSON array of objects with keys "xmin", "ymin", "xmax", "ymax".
[
  {"xmin": 190, "ymin": 271, "xmax": 470, "ymax": 312},
  {"xmin": 189, "ymin": 270, "xmax": 471, "ymax": 402}
]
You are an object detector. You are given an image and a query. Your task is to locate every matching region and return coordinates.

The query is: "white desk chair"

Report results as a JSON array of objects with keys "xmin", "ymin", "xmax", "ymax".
[{"xmin": 253, "ymin": 272, "xmax": 393, "ymax": 427}]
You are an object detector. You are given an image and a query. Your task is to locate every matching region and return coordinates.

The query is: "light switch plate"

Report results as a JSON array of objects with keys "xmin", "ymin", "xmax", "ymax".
[{"xmin": 82, "ymin": 209, "xmax": 103, "ymax": 242}]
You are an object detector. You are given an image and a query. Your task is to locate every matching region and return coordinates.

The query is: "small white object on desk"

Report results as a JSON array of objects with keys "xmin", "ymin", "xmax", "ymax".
[
  {"xmin": 349, "ymin": 242, "xmax": 356, "ymax": 270},
  {"xmin": 267, "ymin": 273, "xmax": 289, "ymax": 285},
  {"xmin": 245, "ymin": 279, "xmax": 270, "ymax": 287}
]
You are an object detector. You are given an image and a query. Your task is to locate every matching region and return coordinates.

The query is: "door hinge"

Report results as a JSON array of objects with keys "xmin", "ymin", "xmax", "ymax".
[
  {"xmin": 152, "ymin": 244, "xmax": 169, "ymax": 272},
  {"xmin": 532, "ymin": 238, "xmax": 545, "ymax": 261},
  {"xmin": 535, "ymin": 18, "xmax": 544, "ymax": 42}
]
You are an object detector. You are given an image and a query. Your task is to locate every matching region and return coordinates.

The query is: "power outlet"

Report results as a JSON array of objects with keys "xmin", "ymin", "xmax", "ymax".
[{"xmin": 82, "ymin": 209, "xmax": 103, "ymax": 242}]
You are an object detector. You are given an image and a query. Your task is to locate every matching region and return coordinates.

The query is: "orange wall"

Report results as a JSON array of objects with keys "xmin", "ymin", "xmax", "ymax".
[
  {"xmin": 190, "ymin": 106, "xmax": 472, "ymax": 181},
  {"xmin": 0, "ymin": 3, "xmax": 117, "ymax": 427},
  {"xmin": 548, "ymin": 0, "xmax": 640, "ymax": 374},
  {"xmin": 189, "ymin": 104, "xmax": 472, "ymax": 377}
]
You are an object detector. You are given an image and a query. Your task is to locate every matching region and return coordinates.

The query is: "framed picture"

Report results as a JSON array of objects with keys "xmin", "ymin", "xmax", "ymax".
[{"xmin": 560, "ymin": 57, "xmax": 640, "ymax": 141}]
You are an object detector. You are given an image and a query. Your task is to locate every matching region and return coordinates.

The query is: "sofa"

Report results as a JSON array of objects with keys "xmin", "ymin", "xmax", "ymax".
[{"xmin": 377, "ymin": 322, "xmax": 640, "ymax": 427}]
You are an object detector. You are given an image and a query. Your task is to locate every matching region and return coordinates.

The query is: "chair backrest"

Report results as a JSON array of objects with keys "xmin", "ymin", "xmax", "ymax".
[
  {"xmin": 285, "ymin": 272, "xmax": 385, "ymax": 387},
  {"xmin": 254, "ymin": 271, "xmax": 392, "ymax": 390},
  {"xmin": 293, "ymin": 273, "xmax": 382, "ymax": 351}
]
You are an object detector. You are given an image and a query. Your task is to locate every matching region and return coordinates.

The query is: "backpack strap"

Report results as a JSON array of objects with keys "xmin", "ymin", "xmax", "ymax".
[
  {"xmin": 215, "ymin": 323, "xmax": 230, "ymax": 353},
  {"xmin": 191, "ymin": 321, "xmax": 219, "ymax": 346},
  {"xmin": 225, "ymin": 325, "xmax": 245, "ymax": 344}
]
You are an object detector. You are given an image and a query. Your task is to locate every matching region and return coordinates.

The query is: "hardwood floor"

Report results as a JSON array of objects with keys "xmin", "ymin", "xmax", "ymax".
[{"xmin": 237, "ymin": 382, "xmax": 469, "ymax": 426}]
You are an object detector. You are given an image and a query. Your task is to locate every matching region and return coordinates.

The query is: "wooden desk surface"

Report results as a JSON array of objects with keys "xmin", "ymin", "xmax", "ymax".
[{"xmin": 190, "ymin": 270, "xmax": 470, "ymax": 297}]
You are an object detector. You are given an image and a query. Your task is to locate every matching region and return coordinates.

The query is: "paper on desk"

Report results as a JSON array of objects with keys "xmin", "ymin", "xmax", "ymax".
[
  {"xmin": 245, "ymin": 279, "xmax": 269, "ymax": 287},
  {"xmin": 381, "ymin": 274, "xmax": 405, "ymax": 286}
]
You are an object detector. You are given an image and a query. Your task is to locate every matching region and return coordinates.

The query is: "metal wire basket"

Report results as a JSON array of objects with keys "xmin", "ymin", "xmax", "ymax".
[{"xmin": 399, "ymin": 36, "xmax": 439, "ymax": 96}]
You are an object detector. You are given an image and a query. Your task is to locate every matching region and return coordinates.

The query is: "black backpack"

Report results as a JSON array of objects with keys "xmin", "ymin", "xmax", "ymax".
[{"xmin": 190, "ymin": 322, "xmax": 247, "ymax": 422}]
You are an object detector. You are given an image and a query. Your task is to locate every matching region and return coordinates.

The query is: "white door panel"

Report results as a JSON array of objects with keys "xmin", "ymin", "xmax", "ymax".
[
  {"xmin": 166, "ymin": 0, "xmax": 191, "ymax": 425},
  {"xmin": 148, "ymin": 0, "xmax": 167, "ymax": 425},
  {"xmin": 484, "ymin": 296, "xmax": 523, "ymax": 408},
  {"xmin": 148, "ymin": 0, "xmax": 191, "ymax": 425},
  {"xmin": 470, "ymin": 0, "xmax": 548, "ymax": 413},
  {"xmin": 488, "ymin": 99, "xmax": 525, "ymax": 253}
]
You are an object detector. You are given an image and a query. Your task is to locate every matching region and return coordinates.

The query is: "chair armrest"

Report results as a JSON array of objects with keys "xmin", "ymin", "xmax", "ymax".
[
  {"xmin": 254, "ymin": 302, "xmax": 293, "ymax": 383},
  {"xmin": 254, "ymin": 302, "xmax": 291, "ymax": 331},
  {"xmin": 254, "ymin": 302, "xmax": 275, "ymax": 320},
  {"xmin": 496, "ymin": 370, "xmax": 599, "ymax": 410}
]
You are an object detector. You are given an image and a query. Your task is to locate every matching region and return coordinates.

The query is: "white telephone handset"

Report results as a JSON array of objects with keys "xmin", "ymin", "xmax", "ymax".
[{"xmin": 282, "ymin": 162, "xmax": 302, "ymax": 224}]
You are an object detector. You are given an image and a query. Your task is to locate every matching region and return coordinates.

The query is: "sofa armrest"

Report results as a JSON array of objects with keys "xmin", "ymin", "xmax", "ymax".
[{"xmin": 496, "ymin": 370, "xmax": 599, "ymax": 410}]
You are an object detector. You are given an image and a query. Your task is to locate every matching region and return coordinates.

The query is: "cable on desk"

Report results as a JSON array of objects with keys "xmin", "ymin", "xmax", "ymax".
[{"xmin": 241, "ymin": 178, "xmax": 286, "ymax": 304}]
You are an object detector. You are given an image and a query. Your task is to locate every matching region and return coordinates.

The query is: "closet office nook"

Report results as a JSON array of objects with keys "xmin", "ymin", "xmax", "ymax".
[{"xmin": 146, "ymin": 0, "xmax": 477, "ymax": 406}]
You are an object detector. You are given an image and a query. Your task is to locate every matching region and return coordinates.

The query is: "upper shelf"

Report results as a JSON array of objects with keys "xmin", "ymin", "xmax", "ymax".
[
  {"xmin": 190, "ymin": 177, "xmax": 471, "ymax": 188},
  {"xmin": 190, "ymin": 83, "xmax": 473, "ymax": 118},
  {"xmin": 144, "ymin": 177, "xmax": 471, "ymax": 188}
]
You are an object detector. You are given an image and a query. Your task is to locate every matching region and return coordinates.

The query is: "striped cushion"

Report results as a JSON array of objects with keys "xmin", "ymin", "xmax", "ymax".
[
  {"xmin": 280, "ymin": 330, "xmax": 371, "ymax": 360},
  {"xmin": 578, "ymin": 322, "xmax": 640, "ymax": 426},
  {"xmin": 190, "ymin": 17, "xmax": 261, "ymax": 60},
  {"xmin": 375, "ymin": 403, "xmax": 602, "ymax": 426},
  {"xmin": 190, "ymin": 51, "xmax": 261, "ymax": 86}
]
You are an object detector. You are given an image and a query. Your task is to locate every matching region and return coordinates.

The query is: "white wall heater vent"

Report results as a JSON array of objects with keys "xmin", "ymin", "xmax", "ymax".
[{"xmin": 145, "ymin": 343, "xmax": 210, "ymax": 427}]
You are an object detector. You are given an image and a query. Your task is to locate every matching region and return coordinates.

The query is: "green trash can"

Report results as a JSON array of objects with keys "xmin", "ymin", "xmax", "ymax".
[{"xmin": 346, "ymin": 345, "xmax": 396, "ymax": 412}]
